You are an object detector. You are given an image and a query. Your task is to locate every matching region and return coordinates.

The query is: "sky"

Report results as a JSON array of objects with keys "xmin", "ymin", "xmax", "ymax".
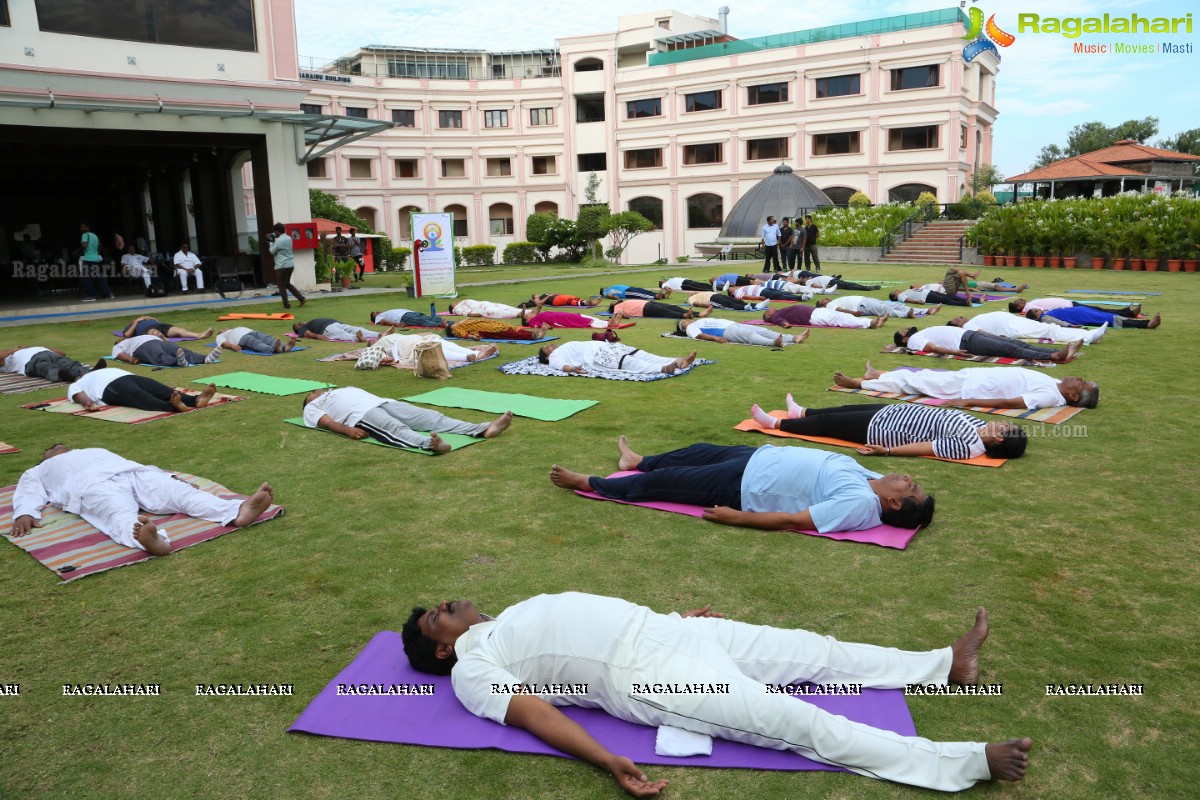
[{"xmin": 294, "ymin": 0, "xmax": 1199, "ymax": 179}]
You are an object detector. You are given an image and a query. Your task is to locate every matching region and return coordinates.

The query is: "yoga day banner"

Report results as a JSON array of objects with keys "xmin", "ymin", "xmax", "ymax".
[{"xmin": 411, "ymin": 212, "xmax": 456, "ymax": 296}]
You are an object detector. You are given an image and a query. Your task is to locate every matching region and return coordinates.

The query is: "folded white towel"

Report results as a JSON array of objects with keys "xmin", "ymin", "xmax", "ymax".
[{"xmin": 655, "ymin": 725, "xmax": 713, "ymax": 757}]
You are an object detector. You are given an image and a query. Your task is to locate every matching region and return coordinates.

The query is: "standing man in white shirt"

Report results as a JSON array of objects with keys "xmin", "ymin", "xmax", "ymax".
[
  {"xmin": 173, "ymin": 242, "xmax": 205, "ymax": 293},
  {"xmin": 760, "ymin": 216, "xmax": 782, "ymax": 273}
]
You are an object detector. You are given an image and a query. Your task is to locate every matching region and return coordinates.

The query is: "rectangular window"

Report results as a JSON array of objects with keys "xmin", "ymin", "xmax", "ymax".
[
  {"xmin": 682, "ymin": 143, "xmax": 723, "ymax": 165},
  {"xmin": 490, "ymin": 218, "xmax": 515, "ymax": 236},
  {"xmin": 0, "ymin": 2, "xmax": 9, "ymax": 26},
  {"xmin": 576, "ymin": 94, "xmax": 605, "ymax": 123},
  {"xmin": 747, "ymin": 82, "xmax": 788, "ymax": 106},
  {"xmin": 452, "ymin": 218, "xmax": 468, "ymax": 237},
  {"xmin": 486, "ymin": 158, "xmax": 512, "ymax": 177},
  {"xmin": 960, "ymin": 125, "xmax": 968, "ymax": 149},
  {"xmin": 814, "ymin": 74, "xmax": 861, "ymax": 98},
  {"xmin": 36, "ymin": 0, "xmax": 256, "ymax": 51},
  {"xmin": 306, "ymin": 158, "xmax": 327, "ymax": 178},
  {"xmin": 348, "ymin": 158, "xmax": 373, "ymax": 179},
  {"xmin": 392, "ymin": 109, "xmax": 416, "ymax": 127},
  {"xmin": 441, "ymin": 158, "xmax": 466, "ymax": 178},
  {"xmin": 746, "ymin": 137, "xmax": 788, "ymax": 161},
  {"xmin": 890, "ymin": 64, "xmax": 940, "ymax": 91},
  {"xmin": 626, "ymin": 98, "xmax": 662, "ymax": 119},
  {"xmin": 623, "ymin": 148, "xmax": 663, "ymax": 169},
  {"xmin": 578, "ymin": 153, "xmax": 607, "ymax": 171},
  {"xmin": 888, "ymin": 125, "xmax": 940, "ymax": 151},
  {"xmin": 393, "ymin": 159, "xmax": 419, "ymax": 179},
  {"xmin": 684, "ymin": 90, "xmax": 722, "ymax": 113},
  {"xmin": 529, "ymin": 107, "xmax": 555, "ymax": 126},
  {"xmin": 812, "ymin": 132, "xmax": 861, "ymax": 156},
  {"xmin": 531, "ymin": 156, "xmax": 557, "ymax": 175},
  {"xmin": 300, "ymin": 103, "xmax": 322, "ymax": 115},
  {"xmin": 483, "ymin": 109, "xmax": 509, "ymax": 128},
  {"xmin": 438, "ymin": 110, "xmax": 463, "ymax": 128},
  {"xmin": 344, "ymin": 106, "xmax": 368, "ymax": 119}
]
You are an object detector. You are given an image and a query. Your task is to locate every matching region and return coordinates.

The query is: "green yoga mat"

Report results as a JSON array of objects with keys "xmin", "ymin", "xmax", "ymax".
[
  {"xmin": 401, "ymin": 387, "xmax": 597, "ymax": 421},
  {"xmin": 283, "ymin": 419, "xmax": 482, "ymax": 454},
  {"xmin": 197, "ymin": 372, "xmax": 335, "ymax": 396}
]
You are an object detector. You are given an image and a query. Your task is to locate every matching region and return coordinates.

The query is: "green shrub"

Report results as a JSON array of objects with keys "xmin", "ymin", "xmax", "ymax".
[
  {"xmin": 454, "ymin": 246, "xmax": 463, "ymax": 266},
  {"xmin": 916, "ymin": 191, "xmax": 939, "ymax": 212},
  {"xmin": 462, "ymin": 244, "xmax": 497, "ymax": 266},
  {"xmin": 677, "ymin": 255, "xmax": 689, "ymax": 263},
  {"xmin": 503, "ymin": 242, "xmax": 543, "ymax": 264},
  {"xmin": 390, "ymin": 247, "xmax": 411, "ymax": 270},
  {"xmin": 810, "ymin": 204, "xmax": 915, "ymax": 247},
  {"xmin": 848, "ymin": 191, "xmax": 872, "ymax": 208},
  {"xmin": 976, "ymin": 190, "xmax": 997, "ymax": 206}
]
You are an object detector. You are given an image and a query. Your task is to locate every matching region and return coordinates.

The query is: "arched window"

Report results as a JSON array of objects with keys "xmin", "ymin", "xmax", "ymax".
[
  {"xmin": 888, "ymin": 183, "xmax": 937, "ymax": 204},
  {"xmin": 686, "ymin": 193, "xmax": 723, "ymax": 228},
  {"xmin": 628, "ymin": 196, "xmax": 663, "ymax": 230},
  {"xmin": 534, "ymin": 200, "xmax": 559, "ymax": 216},
  {"xmin": 821, "ymin": 187, "xmax": 858, "ymax": 207},
  {"xmin": 397, "ymin": 206, "xmax": 422, "ymax": 240},
  {"xmin": 443, "ymin": 204, "xmax": 468, "ymax": 239},
  {"xmin": 354, "ymin": 207, "xmax": 377, "ymax": 231},
  {"xmin": 488, "ymin": 202, "xmax": 514, "ymax": 236},
  {"xmin": 574, "ymin": 57, "xmax": 604, "ymax": 72}
]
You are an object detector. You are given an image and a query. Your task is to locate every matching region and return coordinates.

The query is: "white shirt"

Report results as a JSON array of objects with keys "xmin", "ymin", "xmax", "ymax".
[
  {"xmin": 963, "ymin": 311, "xmax": 1044, "ymax": 339},
  {"xmin": 215, "ymin": 327, "xmax": 254, "ymax": 347},
  {"xmin": 68, "ymin": 368, "xmax": 130, "ymax": 405},
  {"xmin": 895, "ymin": 289, "xmax": 929, "ymax": 303},
  {"xmin": 661, "ymin": 278, "xmax": 685, "ymax": 291},
  {"xmin": 959, "ymin": 367, "xmax": 1064, "ymax": 409},
  {"xmin": 684, "ymin": 318, "xmax": 737, "ymax": 338},
  {"xmin": 450, "ymin": 299, "xmax": 520, "ymax": 319},
  {"xmin": 13, "ymin": 448, "xmax": 164, "ymax": 521},
  {"xmin": 3, "ymin": 346, "xmax": 48, "ymax": 375},
  {"xmin": 827, "ymin": 296, "xmax": 866, "ymax": 313},
  {"xmin": 375, "ymin": 309, "xmax": 417, "ymax": 325},
  {"xmin": 546, "ymin": 341, "xmax": 598, "ymax": 371},
  {"xmin": 121, "ymin": 253, "xmax": 150, "ymax": 272},
  {"xmin": 111, "ymin": 335, "xmax": 161, "ymax": 358},
  {"xmin": 907, "ymin": 326, "xmax": 965, "ymax": 352},
  {"xmin": 761, "ymin": 224, "xmax": 780, "ymax": 246},
  {"xmin": 174, "ymin": 250, "xmax": 202, "ymax": 269},
  {"xmin": 451, "ymin": 592, "xmax": 655, "ymax": 724},
  {"xmin": 301, "ymin": 387, "xmax": 388, "ymax": 428},
  {"xmin": 804, "ymin": 275, "xmax": 836, "ymax": 288},
  {"xmin": 375, "ymin": 333, "xmax": 441, "ymax": 363}
]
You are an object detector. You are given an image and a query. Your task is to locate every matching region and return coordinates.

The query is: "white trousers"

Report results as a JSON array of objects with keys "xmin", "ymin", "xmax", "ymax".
[
  {"xmin": 126, "ymin": 264, "xmax": 153, "ymax": 287},
  {"xmin": 720, "ymin": 323, "xmax": 782, "ymax": 347},
  {"xmin": 812, "ymin": 308, "xmax": 872, "ymax": 328},
  {"xmin": 439, "ymin": 340, "xmax": 479, "ymax": 361},
  {"xmin": 80, "ymin": 471, "xmax": 242, "ymax": 551},
  {"xmin": 861, "ymin": 369, "xmax": 965, "ymax": 399},
  {"xmin": 598, "ymin": 349, "xmax": 677, "ymax": 374},
  {"xmin": 176, "ymin": 267, "xmax": 205, "ymax": 290},
  {"xmin": 616, "ymin": 615, "xmax": 988, "ymax": 791},
  {"xmin": 326, "ymin": 322, "xmax": 378, "ymax": 341}
]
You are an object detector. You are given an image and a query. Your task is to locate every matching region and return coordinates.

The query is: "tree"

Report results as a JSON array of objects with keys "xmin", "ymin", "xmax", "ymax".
[
  {"xmin": 308, "ymin": 189, "xmax": 370, "ymax": 230},
  {"xmin": 576, "ymin": 203, "xmax": 610, "ymax": 260},
  {"xmin": 969, "ymin": 164, "xmax": 1005, "ymax": 194},
  {"xmin": 1157, "ymin": 128, "xmax": 1200, "ymax": 176},
  {"xmin": 584, "ymin": 172, "xmax": 601, "ymax": 203},
  {"xmin": 1032, "ymin": 117, "xmax": 1159, "ymax": 170},
  {"xmin": 1031, "ymin": 144, "xmax": 1065, "ymax": 170},
  {"xmin": 525, "ymin": 212, "xmax": 557, "ymax": 252},
  {"xmin": 600, "ymin": 211, "xmax": 654, "ymax": 264}
]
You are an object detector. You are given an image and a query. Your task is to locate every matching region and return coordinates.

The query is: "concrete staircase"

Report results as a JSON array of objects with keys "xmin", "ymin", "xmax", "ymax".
[{"xmin": 882, "ymin": 220, "xmax": 974, "ymax": 264}]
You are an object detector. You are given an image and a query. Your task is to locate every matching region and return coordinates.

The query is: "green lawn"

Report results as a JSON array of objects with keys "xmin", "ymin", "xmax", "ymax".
[{"xmin": 0, "ymin": 263, "xmax": 1196, "ymax": 800}]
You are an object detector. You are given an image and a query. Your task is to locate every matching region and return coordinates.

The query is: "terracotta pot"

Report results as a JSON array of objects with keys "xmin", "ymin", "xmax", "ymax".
[
  {"xmin": 1167, "ymin": 259, "xmax": 1182, "ymax": 272},
  {"xmin": 1049, "ymin": 256, "xmax": 1062, "ymax": 268},
  {"xmin": 1183, "ymin": 260, "xmax": 1198, "ymax": 273},
  {"xmin": 1064, "ymin": 257, "xmax": 1077, "ymax": 269},
  {"xmin": 1143, "ymin": 258, "xmax": 1160, "ymax": 272},
  {"xmin": 1090, "ymin": 257, "xmax": 1103, "ymax": 270},
  {"xmin": 1001, "ymin": 256, "xmax": 1014, "ymax": 266},
  {"xmin": 1033, "ymin": 256, "xmax": 1047, "ymax": 267},
  {"xmin": 340, "ymin": 274, "xmax": 353, "ymax": 288},
  {"xmin": 1019, "ymin": 255, "xmax": 1034, "ymax": 267},
  {"xmin": 1130, "ymin": 258, "xmax": 1144, "ymax": 271},
  {"xmin": 983, "ymin": 255, "xmax": 996, "ymax": 266},
  {"xmin": 1111, "ymin": 258, "xmax": 1127, "ymax": 270}
]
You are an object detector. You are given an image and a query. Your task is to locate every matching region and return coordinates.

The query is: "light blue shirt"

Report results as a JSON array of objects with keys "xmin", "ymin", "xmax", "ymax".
[
  {"xmin": 740, "ymin": 446, "xmax": 883, "ymax": 533},
  {"xmin": 761, "ymin": 224, "xmax": 781, "ymax": 246},
  {"xmin": 602, "ymin": 285, "xmax": 629, "ymax": 299}
]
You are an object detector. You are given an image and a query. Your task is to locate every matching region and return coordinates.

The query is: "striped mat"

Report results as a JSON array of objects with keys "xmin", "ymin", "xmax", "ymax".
[
  {"xmin": 22, "ymin": 391, "xmax": 242, "ymax": 424},
  {"xmin": 827, "ymin": 385, "xmax": 1084, "ymax": 424},
  {"xmin": 0, "ymin": 477, "xmax": 284, "ymax": 582},
  {"xmin": 879, "ymin": 344, "xmax": 1056, "ymax": 368},
  {"xmin": 0, "ymin": 372, "xmax": 66, "ymax": 395},
  {"xmin": 0, "ymin": 443, "xmax": 19, "ymax": 455}
]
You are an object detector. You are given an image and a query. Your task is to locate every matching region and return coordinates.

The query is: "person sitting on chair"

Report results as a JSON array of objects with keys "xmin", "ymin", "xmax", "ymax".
[
  {"xmin": 173, "ymin": 243, "xmax": 204, "ymax": 293},
  {"xmin": 120, "ymin": 245, "xmax": 155, "ymax": 289}
]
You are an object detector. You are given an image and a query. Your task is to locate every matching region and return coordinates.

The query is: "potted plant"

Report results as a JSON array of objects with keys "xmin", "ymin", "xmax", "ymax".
[
  {"xmin": 1127, "ymin": 221, "xmax": 1149, "ymax": 271},
  {"xmin": 1140, "ymin": 228, "xmax": 1162, "ymax": 273},
  {"xmin": 1060, "ymin": 220, "xmax": 1080, "ymax": 268},
  {"xmin": 1184, "ymin": 216, "xmax": 1200, "ymax": 272},
  {"xmin": 1109, "ymin": 225, "xmax": 1130, "ymax": 270}
]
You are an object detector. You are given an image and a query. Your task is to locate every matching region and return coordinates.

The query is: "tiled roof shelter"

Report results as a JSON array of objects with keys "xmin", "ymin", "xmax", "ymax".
[{"xmin": 1007, "ymin": 140, "xmax": 1199, "ymax": 199}]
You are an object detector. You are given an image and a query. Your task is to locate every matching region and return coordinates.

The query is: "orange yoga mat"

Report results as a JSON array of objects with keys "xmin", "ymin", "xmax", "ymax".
[
  {"xmin": 217, "ymin": 313, "xmax": 295, "ymax": 321},
  {"xmin": 734, "ymin": 411, "xmax": 1006, "ymax": 468}
]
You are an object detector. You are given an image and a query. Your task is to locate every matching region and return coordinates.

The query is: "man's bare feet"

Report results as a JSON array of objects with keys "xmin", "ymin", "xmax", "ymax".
[
  {"xmin": 196, "ymin": 383, "xmax": 217, "ymax": 408},
  {"xmin": 169, "ymin": 390, "xmax": 190, "ymax": 413},
  {"xmin": 471, "ymin": 344, "xmax": 499, "ymax": 361},
  {"xmin": 863, "ymin": 360, "xmax": 882, "ymax": 380},
  {"xmin": 1052, "ymin": 340, "xmax": 1082, "ymax": 363},
  {"xmin": 428, "ymin": 432, "xmax": 453, "ymax": 454},
  {"xmin": 949, "ymin": 607, "xmax": 989, "ymax": 685},
  {"xmin": 133, "ymin": 516, "xmax": 171, "ymax": 556},
  {"xmin": 1148, "ymin": 313, "xmax": 1161, "ymax": 329},
  {"xmin": 926, "ymin": 304, "xmax": 942, "ymax": 316},
  {"xmin": 773, "ymin": 334, "xmax": 785, "ymax": 348},
  {"xmin": 791, "ymin": 329, "xmax": 810, "ymax": 344},
  {"xmin": 683, "ymin": 310, "xmax": 694, "ymax": 321},
  {"xmin": 1016, "ymin": 283, "xmax": 1030, "ymax": 292},
  {"xmin": 869, "ymin": 316, "xmax": 887, "ymax": 329},
  {"xmin": 356, "ymin": 330, "xmax": 366, "ymax": 342},
  {"xmin": 617, "ymin": 435, "xmax": 643, "ymax": 471},
  {"xmin": 549, "ymin": 464, "xmax": 592, "ymax": 490},
  {"xmin": 1128, "ymin": 304, "xmax": 1142, "ymax": 317},
  {"xmin": 833, "ymin": 371, "xmax": 863, "ymax": 389},
  {"xmin": 198, "ymin": 327, "xmax": 214, "ymax": 339},
  {"xmin": 677, "ymin": 350, "xmax": 698, "ymax": 370},
  {"xmin": 985, "ymin": 738, "xmax": 1032, "ymax": 781},
  {"xmin": 609, "ymin": 312, "xmax": 625, "ymax": 328},
  {"xmin": 233, "ymin": 483, "xmax": 275, "ymax": 527},
  {"xmin": 483, "ymin": 410, "xmax": 513, "ymax": 438},
  {"xmin": 697, "ymin": 306, "xmax": 713, "ymax": 318}
]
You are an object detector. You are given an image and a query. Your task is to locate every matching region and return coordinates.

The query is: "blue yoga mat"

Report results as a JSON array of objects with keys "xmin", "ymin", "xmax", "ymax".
[{"xmin": 1068, "ymin": 290, "xmax": 1160, "ymax": 296}]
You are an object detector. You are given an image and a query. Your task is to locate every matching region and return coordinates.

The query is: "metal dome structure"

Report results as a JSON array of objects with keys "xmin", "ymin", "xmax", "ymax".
[{"xmin": 718, "ymin": 164, "xmax": 832, "ymax": 239}]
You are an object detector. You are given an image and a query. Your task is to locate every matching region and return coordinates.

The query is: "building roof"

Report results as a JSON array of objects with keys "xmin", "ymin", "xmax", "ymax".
[
  {"xmin": 312, "ymin": 218, "xmax": 380, "ymax": 237},
  {"xmin": 719, "ymin": 165, "xmax": 832, "ymax": 239},
  {"xmin": 1009, "ymin": 139, "xmax": 1200, "ymax": 182}
]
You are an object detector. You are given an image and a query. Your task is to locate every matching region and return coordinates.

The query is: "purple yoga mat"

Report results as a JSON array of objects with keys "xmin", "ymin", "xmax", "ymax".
[
  {"xmin": 289, "ymin": 631, "xmax": 916, "ymax": 771},
  {"xmin": 575, "ymin": 471, "xmax": 919, "ymax": 549}
]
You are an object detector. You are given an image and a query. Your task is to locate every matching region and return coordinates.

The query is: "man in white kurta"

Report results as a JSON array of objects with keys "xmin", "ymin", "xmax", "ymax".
[
  {"xmin": 173, "ymin": 243, "xmax": 205, "ymax": 291},
  {"xmin": 679, "ymin": 317, "xmax": 806, "ymax": 347},
  {"xmin": 402, "ymin": 592, "xmax": 1030, "ymax": 793},
  {"xmin": 959, "ymin": 311, "xmax": 1106, "ymax": 345},
  {"xmin": 353, "ymin": 333, "xmax": 494, "ymax": 369},
  {"xmin": 539, "ymin": 341, "xmax": 694, "ymax": 375},
  {"xmin": 842, "ymin": 366, "xmax": 1098, "ymax": 410},
  {"xmin": 447, "ymin": 299, "xmax": 522, "ymax": 319},
  {"xmin": 9, "ymin": 446, "xmax": 266, "ymax": 554}
]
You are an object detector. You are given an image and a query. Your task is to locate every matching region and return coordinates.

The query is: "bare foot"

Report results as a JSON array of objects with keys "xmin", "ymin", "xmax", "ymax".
[
  {"xmin": 198, "ymin": 328, "xmax": 214, "ymax": 339},
  {"xmin": 985, "ymin": 738, "xmax": 1032, "ymax": 782},
  {"xmin": 356, "ymin": 330, "xmax": 366, "ymax": 342},
  {"xmin": 1017, "ymin": 283, "xmax": 1030, "ymax": 292},
  {"xmin": 428, "ymin": 432, "xmax": 453, "ymax": 454},
  {"xmin": 1129, "ymin": 304, "xmax": 1142, "ymax": 317},
  {"xmin": 1052, "ymin": 340, "xmax": 1081, "ymax": 363},
  {"xmin": 672, "ymin": 350, "xmax": 698, "ymax": 371},
  {"xmin": 869, "ymin": 316, "xmax": 887, "ymax": 329},
  {"xmin": 683, "ymin": 310, "xmax": 694, "ymax": 320},
  {"xmin": 133, "ymin": 516, "xmax": 171, "ymax": 556},
  {"xmin": 233, "ymin": 483, "xmax": 275, "ymax": 527},
  {"xmin": 382, "ymin": 326, "xmax": 397, "ymax": 336},
  {"xmin": 773, "ymin": 334, "xmax": 785, "ymax": 348},
  {"xmin": 863, "ymin": 360, "xmax": 882, "ymax": 380},
  {"xmin": 926, "ymin": 304, "xmax": 942, "ymax": 316},
  {"xmin": 609, "ymin": 312, "xmax": 625, "ymax": 328},
  {"xmin": 791, "ymin": 329, "xmax": 810, "ymax": 344},
  {"xmin": 549, "ymin": 464, "xmax": 592, "ymax": 490},
  {"xmin": 833, "ymin": 371, "xmax": 863, "ymax": 389},
  {"xmin": 616, "ymin": 435, "xmax": 642, "ymax": 471},
  {"xmin": 483, "ymin": 410, "xmax": 513, "ymax": 438},
  {"xmin": 697, "ymin": 306, "xmax": 713, "ymax": 318},
  {"xmin": 169, "ymin": 391, "xmax": 190, "ymax": 413},
  {"xmin": 1148, "ymin": 313, "xmax": 1161, "ymax": 329},
  {"xmin": 949, "ymin": 607, "xmax": 989, "ymax": 685},
  {"xmin": 196, "ymin": 383, "xmax": 217, "ymax": 408}
]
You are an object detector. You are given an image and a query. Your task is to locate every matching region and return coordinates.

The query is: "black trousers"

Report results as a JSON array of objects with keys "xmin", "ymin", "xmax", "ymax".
[
  {"xmin": 829, "ymin": 278, "xmax": 880, "ymax": 292},
  {"xmin": 924, "ymin": 290, "xmax": 971, "ymax": 307},
  {"xmin": 642, "ymin": 301, "xmax": 690, "ymax": 319},
  {"xmin": 707, "ymin": 294, "xmax": 748, "ymax": 310},
  {"xmin": 803, "ymin": 244, "xmax": 821, "ymax": 270},
  {"xmin": 102, "ymin": 375, "xmax": 197, "ymax": 412},
  {"xmin": 133, "ymin": 340, "xmax": 206, "ymax": 366},
  {"xmin": 778, "ymin": 404, "xmax": 887, "ymax": 441},
  {"xmin": 960, "ymin": 330, "xmax": 1060, "ymax": 360},
  {"xmin": 589, "ymin": 443, "xmax": 757, "ymax": 508},
  {"xmin": 276, "ymin": 268, "xmax": 305, "ymax": 307},
  {"xmin": 25, "ymin": 351, "xmax": 86, "ymax": 383},
  {"xmin": 679, "ymin": 279, "xmax": 713, "ymax": 292},
  {"xmin": 763, "ymin": 245, "xmax": 781, "ymax": 272}
]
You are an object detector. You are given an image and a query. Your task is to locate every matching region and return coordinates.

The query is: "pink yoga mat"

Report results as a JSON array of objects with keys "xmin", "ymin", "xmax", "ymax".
[
  {"xmin": 574, "ymin": 471, "xmax": 919, "ymax": 549},
  {"xmin": 289, "ymin": 630, "xmax": 916, "ymax": 771}
]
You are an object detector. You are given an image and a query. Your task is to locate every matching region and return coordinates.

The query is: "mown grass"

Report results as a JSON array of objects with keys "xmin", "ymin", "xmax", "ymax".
[{"xmin": 0, "ymin": 262, "xmax": 1196, "ymax": 800}]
